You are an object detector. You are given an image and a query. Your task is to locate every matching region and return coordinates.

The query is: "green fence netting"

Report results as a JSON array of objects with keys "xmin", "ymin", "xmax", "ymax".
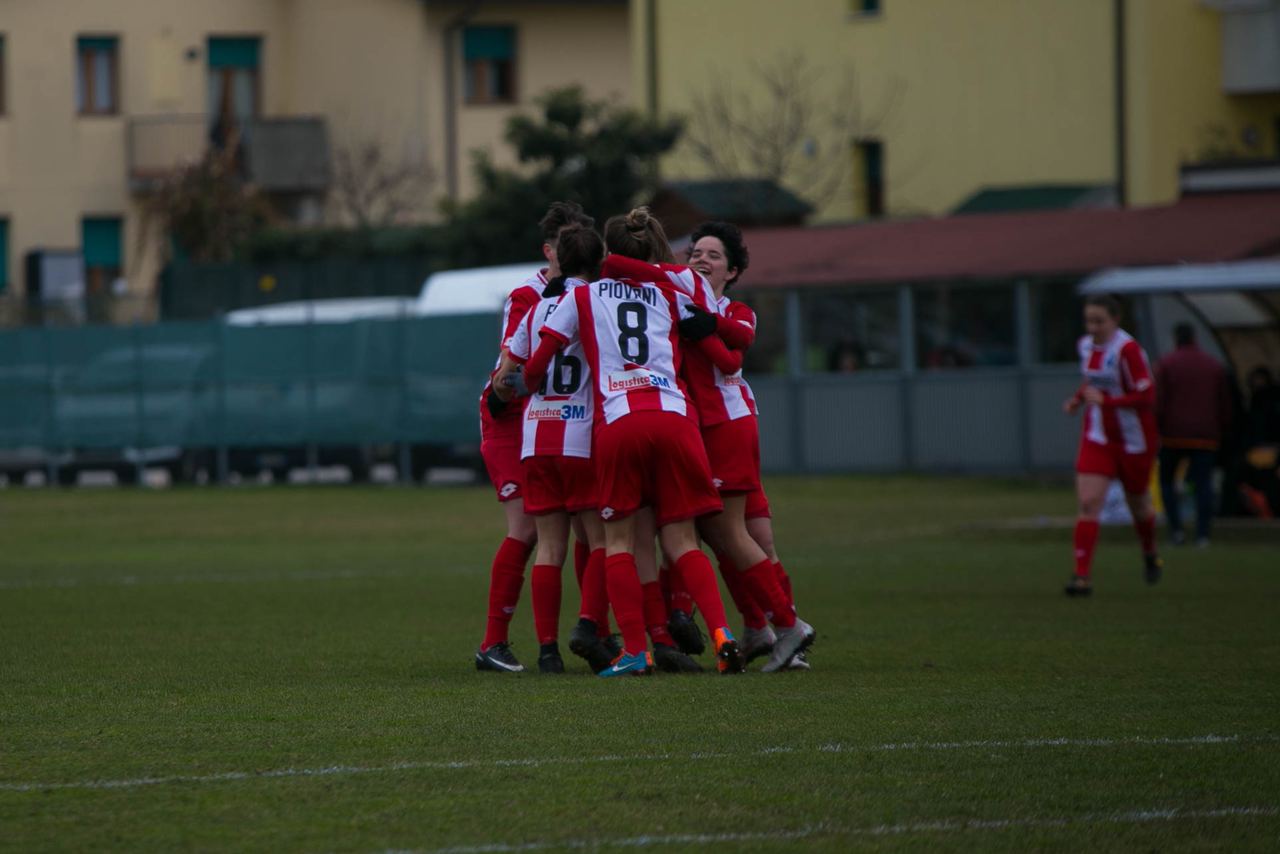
[{"xmin": 0, "ymin": 313, "xmax": 498, "ymax": 455}]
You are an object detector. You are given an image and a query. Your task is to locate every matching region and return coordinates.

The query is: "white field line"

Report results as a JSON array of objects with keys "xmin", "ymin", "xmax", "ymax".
[
  {"xmin": 0, "ymin": 567, "xmax": 421, "ymax": 590},
  {"xmin": 1, "ymin": 733, "xmax": 1274, "ymax": 794},
  {"xmin": 407, "ymin": 807, "xmax": 1280, "ymax": 853}
]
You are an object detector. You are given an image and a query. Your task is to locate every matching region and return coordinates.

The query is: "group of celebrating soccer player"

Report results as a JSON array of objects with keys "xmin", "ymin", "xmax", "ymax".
[{"xmin": 471, "ymin": 201, "xmax": 815, "ymax": 677}]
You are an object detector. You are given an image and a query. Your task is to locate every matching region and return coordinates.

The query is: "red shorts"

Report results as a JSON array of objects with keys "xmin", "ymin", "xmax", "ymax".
[
  {"xmin": 523, "ymin": 455, "xmax": 597, "ymax": 515},
  {"xmin": 594, "ymin": 410, "xmax": 723, "ymax": 527},
  {"xmin": 480, "ymin": 412, "xmax": 523, "ymax": 503},
  {"xmin": 745, "ymin": 485, "xmax": 772, "ymax": 519},
  {"xmin": 701, "ymin": 415, "xmax": 762, "ymax": 494},
  {"xmin": 1076, "ymin": 438, "xmax": 1155, "ymax": 495}
]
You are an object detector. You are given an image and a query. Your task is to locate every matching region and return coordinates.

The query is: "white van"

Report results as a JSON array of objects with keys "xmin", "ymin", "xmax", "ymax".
[
  {"xmin": 414, "ymin": 262, "xmax": 545, "ymax": 316},
  {"xmin": 223, "ymin": 296, "xmax": 417, "ymax": 326}
]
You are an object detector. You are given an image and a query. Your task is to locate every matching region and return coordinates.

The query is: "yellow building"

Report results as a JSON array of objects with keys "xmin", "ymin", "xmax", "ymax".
[
  {"xmin": 632, "ymin": 0, "xmax": 1280, "ymax": 222},
  {"xmin": 0, "ymin": 0, "xmax": 630, "ymax": 321}
]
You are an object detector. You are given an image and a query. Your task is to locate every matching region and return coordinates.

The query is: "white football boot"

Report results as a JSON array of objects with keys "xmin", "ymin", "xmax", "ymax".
[{"xmin": 761, "ymin": 619, "xmax": 815, "ymax": 673}]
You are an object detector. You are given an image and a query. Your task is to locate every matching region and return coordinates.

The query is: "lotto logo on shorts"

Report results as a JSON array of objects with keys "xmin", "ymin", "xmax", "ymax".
[
  {"xmin": 500, "ymin": 482, "xmax": 518, "ymax": 498},
  {"xmin": 713, "ymin": 478, "xmax": 724, "ymax": 488},
  {"xmin": 527, "ymin": 404, "xmax": 589, "ymax": 422},
  {"xmin": 607, "ymin": 369, "xmax": 670, "ymax": 392},
  {"xmin": 600, "ymin": 507, "xmax": 615, "ymax": 519}
]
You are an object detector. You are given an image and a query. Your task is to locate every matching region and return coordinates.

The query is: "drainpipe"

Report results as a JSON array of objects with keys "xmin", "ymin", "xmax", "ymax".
[
  {"xmin": 1114, "ymin": 0, "xmax": 1127, "ymax": 207},
  {"xmin": 440, "ymin": 0, "xmax": 483, "ymax": 200},
  {"xmin": 646, "ymin": 0, "xmax": 658, "ymax": 117}
]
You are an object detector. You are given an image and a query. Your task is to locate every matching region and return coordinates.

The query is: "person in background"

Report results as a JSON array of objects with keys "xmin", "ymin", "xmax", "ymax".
[{"xmin": 1154, "ymin": 323, "xmax": 1232, "ymax": 546}]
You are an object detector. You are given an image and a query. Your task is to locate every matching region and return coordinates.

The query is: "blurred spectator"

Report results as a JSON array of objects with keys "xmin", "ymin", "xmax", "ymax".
[
  {"xmin": 827, "ymin": 339, "xmax": 864, "ymax": 373},
  {"xmin": 1154, "ymin": 324, "xmax": 1231, "ymax": 545},
  {"xmin": 1238, "ymin": 366, "xmax": 1280, "ymax": 518}
]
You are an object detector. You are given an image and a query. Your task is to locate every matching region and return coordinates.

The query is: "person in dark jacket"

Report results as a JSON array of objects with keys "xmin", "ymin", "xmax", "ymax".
[{"xmin": 1154, "ymin": 324, "xmax": 1232, "ymax": 545}]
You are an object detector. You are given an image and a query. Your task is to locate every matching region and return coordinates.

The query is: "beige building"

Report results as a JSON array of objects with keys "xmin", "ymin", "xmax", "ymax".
[
  {"xmin": 631, "ymin": 0, "xmax": 1280, "ymax": 222},
  {"xmin": 0, "ymin": 0, "xmax": 630, "ymax": 321}
]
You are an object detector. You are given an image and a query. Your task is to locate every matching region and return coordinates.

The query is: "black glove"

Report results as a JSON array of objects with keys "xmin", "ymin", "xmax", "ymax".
[
  {"xmin": 678, "ymin": 305, "xmax": 717, "ymax": 341},
  {"xmin": 485, "ymin": 387, "xmax": 507, "ymax": 418}
]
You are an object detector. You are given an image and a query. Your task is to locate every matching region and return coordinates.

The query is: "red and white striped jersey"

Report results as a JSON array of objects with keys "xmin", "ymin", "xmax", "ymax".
[
  {"xmin": 1078, "ymin": 329, "xmax": 1157, "ymax": 454},
  {"xmin": 600, "ymin": 256, "xmax": 717, "ymax": 312},
  {"xmin": 508, "ymin": 279, "xmax": 593, "ymax": 459},
  {"xmin": 540, "ymin": 277, "xmax": 696, "ymax": 425},
  {"xmin": 681, "ymin": 296, "xmax": 758, "ymax": 427},
  {"xmin": 479, "ymin": 270, "xmax": 547, "ymax": 435}
]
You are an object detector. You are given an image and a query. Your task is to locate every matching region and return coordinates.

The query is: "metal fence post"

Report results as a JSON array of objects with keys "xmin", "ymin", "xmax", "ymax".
[
  {"xmin": 898, "ymin": 284, "xmax": 916, "ymax": 471},
  {"xmin": 305, "ymin": 298, "xmax": 318, "ymax": 482},
  {"xmin": 215, "ymin": 316, "xmax": 229, "ymax": 484},
  {"xmin": 42, "ymin": 324, "xmax": 61, "ymax": 487},
  {"xmin": 132, "ymin": 323, "xmax": 145, "ymax": 485},
  {"xmin": 1015, "ymin": 280, "xmax": 1034, "ymax": 472},
  {"xmin": 396, "ymin": 303, "xmax": 413, "ymax": 485},
  {"xmin": 784, "ymin": 289, "xmax": 806, "ymax": 472}
]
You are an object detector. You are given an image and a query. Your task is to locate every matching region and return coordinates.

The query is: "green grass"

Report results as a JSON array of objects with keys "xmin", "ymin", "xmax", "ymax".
[{"xmin": 1, "ymin": 477, "xmax": 1277, "ymax": 852}]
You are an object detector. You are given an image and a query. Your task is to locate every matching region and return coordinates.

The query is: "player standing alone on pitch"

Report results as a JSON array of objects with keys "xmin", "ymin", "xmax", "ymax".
[
  {"xmin": 1062, "ymin": 294, "xmax": 1162, "ymax": 597},
  {"xmin": 474, "ymin": 202, "xmax": 598, "ymax": 673},
  {"xmin": 502, "ymin": 223, "xmax": 744, "ymax": 676}
]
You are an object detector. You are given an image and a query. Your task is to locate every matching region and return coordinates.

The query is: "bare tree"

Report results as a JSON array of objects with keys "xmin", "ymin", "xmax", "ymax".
[
  {"xmin": 682, "ymin": 51, "xmax": 901, "ymax": 214},
  {"xmin": 330, "ymin": 139, "xmax": 437, "ymax": 228}
]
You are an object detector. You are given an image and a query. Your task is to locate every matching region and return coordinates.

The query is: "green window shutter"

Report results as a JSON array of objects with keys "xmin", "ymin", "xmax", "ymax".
[
  {"xmin": 77, "ymin": 36, "xmax": 118, "ymax": 54},
  {"xmin": 82, "ymin": 217, "xmax": 123, "ymax": 268},
  {"xmin": 463, "ymin": 27, "xmax": 514, "ymax": 62},
  {"xmin": 208, "ymin": 37, "xmax": 260, "ymax": 69},
  {"xmin": 0, "ymin": 219, "xmax": 8, "ymax": 290}
]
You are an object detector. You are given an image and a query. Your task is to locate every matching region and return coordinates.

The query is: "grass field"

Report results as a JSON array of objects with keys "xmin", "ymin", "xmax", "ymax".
[{"xmin": 1, "ymin": 476, "xmax": 1278, "ymax": 852}]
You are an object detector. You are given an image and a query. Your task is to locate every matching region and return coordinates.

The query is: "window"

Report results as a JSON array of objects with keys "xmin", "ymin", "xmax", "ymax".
[
  {"xmin": 463, "ymin": 26, "xmax": 516, "ymax": 105},
  {"xmin": 851, "ymin": 0, "xmax": 882, "ymax": 16},
  {"xmin": 0, "ymin": 218, "xmax": 8, "ymax": 292},
  {"xmin": 207, "ymin": 37, "xmax": 261, "ymax": 150},
  {"xmin": 854, "ymin": 139, "xmax": 884, "ymax": 218},
  {"xmin": 915, "ymin": 283, "xmax": 1016, "ymax": 369},
  {"xmin": 76, "ymin": 36, "xmax": 119, "ymax": 115},
  {"xmin": 803, "ymin": 289, "xmax": 899, "ymax": 372},
  {"xmin": 82, "ymin": 217, "xmax": 123, "ymax": 299},
  {"xmin": 0, "ymin": 35, "xmax": 6, "ymax": 115}
]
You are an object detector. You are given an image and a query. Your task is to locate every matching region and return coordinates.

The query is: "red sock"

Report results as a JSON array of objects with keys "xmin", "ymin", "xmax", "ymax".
[
  {"xmin": 573, "ymin": 540, "xmax": 590, "ymax": 590},
  {"xmin": 605, "ymin": 553, "xmax": 647, "ymax": 655},
  {"xmin": 673, "ymin": 550, "xmax": 730, "ymax": 634},
  {"xmin": 1074, "ymin": 518, "xmax": 1099, "ymax": 578},
  {"xmin": 642, "ymin": 581, "xmax": 676, "ymax": 646},
  {"xmin": 666, "ymin": 561, "xmax": 695, "ymax": 615},
  {"xmin": 658, "ymin": 565, "xmax": 672, "ymax": 611},
  {"xmin": 580, "ymin": 548, "xmax": 610, "ymax": 626},
  {"xmin": 716, "ymin": 552, "xmax": 768, "ymax": 630},
  {"xmin": 530, "ymin": 563, "xmax": 562, "ymax": 645},
  {"xmin": 742, "ymin": 557, "xmax": 795, "ymax": 628},
  {"xmin": 482, "ymin": 537, "xmax": 533, "ymax": 649},
  {"xmin": 773, "ymin": 561, "xmax": 795, "ymax": 612},
  {"xmin": 1134, "ymin": 514, "xmax": 1156, "ymax": 556}
]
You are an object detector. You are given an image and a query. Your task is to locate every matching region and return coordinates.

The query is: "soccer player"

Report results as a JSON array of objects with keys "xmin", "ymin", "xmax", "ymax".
[
  {"xmin": 474, "ymin": 202, "xmax": 593, "ymax": 674},
  {"xmin": 500, "ymin": 219, "xmax": 744, "ymax": 676},
  {"xmin": 601, "ymin": 218, "xmax": 816, "ymax": 673},
  {"xmin": 685, "ymin": 221, "xmax": 805, "ymax": 668},
  {"xmin": 1062, "ymin": 294, "xmax": 1162, "ymax": 597}
]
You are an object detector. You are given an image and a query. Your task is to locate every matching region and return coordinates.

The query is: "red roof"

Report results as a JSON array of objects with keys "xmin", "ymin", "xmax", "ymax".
[{"xmin": 738, "ymin": 191, "xmax": 1280, "ymax": 289}]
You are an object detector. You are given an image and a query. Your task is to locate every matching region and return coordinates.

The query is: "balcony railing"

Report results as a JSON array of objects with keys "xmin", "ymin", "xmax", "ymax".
[{"xmin": 127, "ymin": 115, "xmax": 330, "ymax": 194}]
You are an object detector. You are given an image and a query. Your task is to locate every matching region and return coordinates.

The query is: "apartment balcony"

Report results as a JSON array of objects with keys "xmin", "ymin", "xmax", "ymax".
[{"xmin": 127, "ymin": 115, "xmax": 331, "ymax": 194}]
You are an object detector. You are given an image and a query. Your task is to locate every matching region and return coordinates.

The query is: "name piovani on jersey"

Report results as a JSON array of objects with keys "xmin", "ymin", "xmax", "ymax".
[
  {"xmin": 509, "ymin": 286, "xmax": 593, "ymax": 459},
  {"xmin": 541, "ymin": 277, "xmax": 692, "ymax": 425}
]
